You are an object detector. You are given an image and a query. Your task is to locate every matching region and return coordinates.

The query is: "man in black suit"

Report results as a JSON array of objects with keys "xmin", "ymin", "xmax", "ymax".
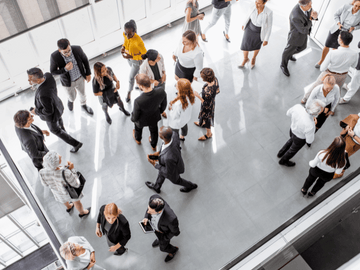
[
  {"xmin": 28, "ymin": 67, "xmax": 83, "ymax": 153},
  {"xmin": 280, "ymin": 0, "xmax": 318, "ymax": 76},
  {"xmin": 50, "ymin": 38, "xmax": 93, "ymax": 115},
  {"xmin": 14, "ymin": 110, "xmax": 49, "ymax": 171},
  {"xmin": 142, "ymin": 195, "xmax": 180, "ymax": 262},
  {"xmin": 131, "ymin": 74, "xmax": 167, "ymax": 151},
  {"xmin": 145, "ymin": 126, "xmax": 197, "ymax": 193}
]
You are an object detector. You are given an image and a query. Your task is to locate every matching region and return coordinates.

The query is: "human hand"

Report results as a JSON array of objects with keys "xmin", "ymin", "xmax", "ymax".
[
  {"xmin": 161, "ymin": 74, "xmax": 166, "ymax": 83},
  {"xmin": 314, "ymin": 118, "xmax": 317, "ymax": 125},
  {"xmin": 142, "ymin": 218, "xmax": 148, "ymax": 225},
  {"xmin": 65, "ymin": 62, "xmax": 73, "ymax": 71},
  {"xmin": 42, "ymin": 130, "xmax": 50, "ymax": 136},
  {"xmin": 86, "ymin": 75, "xmax": 91, "ymax": 83},
  {"xmin": 172, "ymin": 55, "xmax": 177, "ymax": 62},
  {"xmin": 154, "ymin": 80, "xmax": 159, "ymax": 86},
  {"xmin": 348, "ymin": 129, "xmax": 355, "ymax": 137},
  {"xmin": 349, "ymin": 27, "xmax": 355, "ymax": 33},
  {"xmin": 168, "ymin": 104, "xmax": 172, "ymax": 111},
  {"xmin": 147, "ymin": 155, "xmax": 156, "ymax": 166},
  {"xmin": 327, "ymin": 111, "xmax": 334, "ymax": 116},
  {"xmin": 96, "ymin": 227, "xmax": 102, "ymax": 237},
  {"xmin": 67, "ymin": 161, "xmax": 74, "ymax": 170},
  {"xmin": 311, "ymin": 10, "xmax": 318, "ymax": 20},
  {"xmin": 193, "ymin": 76, "xmax": 198, "ymax": 81},
  {"xmin": 263, "ymin": 41, "xmax": 268, "ymax": 46},
  {"xmin": 197, "ymin": 14, "xmax": 205, "ymax": 20},
  {"xmin": 242, "ymin": 25, "xmax": 244, "ymax": 31},
  {"xmin": 88, "ymin": 262, "xmax": 95, "ymax": 269},
  {"xmin": 109, "ymin": 244, "xmax": 120, "ymax": 252},
  {"xmin": 324, "ymin": 108, "xmax": 329, "ymax": 114},
  {"xmin": 338, "ymin": 22, "xmax": 343, "ymax": 30},
  {"xmin": 121, "ymin": 46, "xmax": 125, "ymax": 53},
  {"xmin": 30, "ymin": 108, "xmax": 36, "ymax": 115},
  {"xmin": 90, "ymin": 252, "xmax": 96, "ymax": 264}
]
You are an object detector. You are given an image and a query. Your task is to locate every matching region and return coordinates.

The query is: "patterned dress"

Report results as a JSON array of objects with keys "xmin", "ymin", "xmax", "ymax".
[
  {"xmin": 198, "ymin": 78, "xmax": 220, "ymax": 129},
  {"xmin": 182, "ymin": 1, "xmax": 201, "ymax": 35}
]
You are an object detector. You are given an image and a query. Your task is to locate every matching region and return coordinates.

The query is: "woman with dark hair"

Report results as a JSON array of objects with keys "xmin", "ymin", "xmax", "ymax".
[
  {"xmin": 194, "ymin": 68, "xmax": 220, "ymax": 141},
  {"xmin": 173, "ymin": 30, "xmax": 204, "ymax": 82},
  {"xmin": 140, "ymin": 49, "xmax": 166, "ymax": 87},
  {"xmin": 92, "ymin": 62, "xmax": 130, "ymax": 125},
  {"xmin": 183, "ymin": 0, "xmax": 204, "ymax": 38},
  {"xmin": 315, "ymin": 0, "xmax": 360, "ymax": 68},
  {"xmin": 301, "ymin": 136, "xmax": 347, "ymax": 197},
  {"xmin": 96, "ymin": 203, "xmax": 131, "ymax": 256},
  {"xmin": 121, "ymin": 19, "xmax": 147, "ymax": 102},
  {"xmin": 239, "ymin": 0, "xmax": 273, "ymax": 69}
]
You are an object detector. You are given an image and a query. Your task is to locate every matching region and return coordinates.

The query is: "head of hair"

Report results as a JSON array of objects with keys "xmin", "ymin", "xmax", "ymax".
[
  {"xmin": 104, "ymin": 203, "xmax": 122, "ymax": 217},
  {"xmin": 306, "ymin": 99, "xmax": 326, "ymax": 117},
  {"xmin": 321, "ymin": 74, "xmax": 336, "ymax": 86},
  {"xmin": 27, "ymin": 68, "xmax": 43, "ymax": 80},
  {"xmin": 340, "ymin": 31, "xmax": 353, "ymax": 46},
  {"xmin": 135, "ymin": 74, "xmax": 151, "ymax": 88},
  {"xmin": 14, "ymin": 110, "xmax": 30, "ymax": 128},
  {"xmin": 200, "ymin": 68, "xmax": 215, "ymax": 83},
  {"xmin": 59, "ymin": 242, "xmax": 76, "ymax": 261},
  {"xmin": 321, "ymin": 136, "xmax": 346, "ymax": 168},
  {"xmin": 93, "ymin": 62, "xmax": 112, "ymax": 90},
  {"xmin": 43, "ymin": 151, "xmax": 60, "ymax": 170},
  {"xmin": 171, "ymin": 79, "xmax": 195, "ymax": 110},
  {"xmin": 57, "ymin": 38, "xmax": 70, "ymax": 50},
  {"xmin": 160, "ymin": 126, "xmax": 173, "ymax": 142},
  {"xmin": 124, "ymin": 19, "xmax": 137, "ymax": 33},
  {"xmin": 260, "ymin": 0, "xmax": 268, "ymax": 3},
  {"xmin": 182, "ymin": 30, "xmax": 197, "ymax": 45},
  {"xmin": 299, "ymin": 0, "xmax": 311, "ymax": 6},
  {"xmin": 149, "ymin": 197, "xmax": 165, "ymax": 212},
  {"xmin": 141, "ymin": 49, "xmax": 158, "ymax": 61},
  {"xmin": 352, "ymin": 0, "xmax": 360, "ymax": 5}
]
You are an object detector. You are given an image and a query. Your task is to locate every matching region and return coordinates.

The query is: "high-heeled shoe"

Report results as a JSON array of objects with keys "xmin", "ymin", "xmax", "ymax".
[
  {"xmin": 301, "ymin": 189, "xmax": 307, "ymax": 196},
  {"xmin": 223, "ymin": 31, "xmax": 230, "ymax": 43},
  {"xmin": 250, "ymin": 58, "xmax": 256, "ymax": 69},
  {"xmin": 201, "ymin": 33, "xmax": 208, "ymax": 42},
  {"xmin": 238, "ymin": 58, "xmax": 249, "ymax": 68},
  {"xmin": 307, "ymin": 191, "xmax": 316, "ymax": 198}
]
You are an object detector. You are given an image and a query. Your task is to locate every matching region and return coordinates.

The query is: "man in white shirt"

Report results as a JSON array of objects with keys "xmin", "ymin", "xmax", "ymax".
[
  {"xmin": 277, "ymin": 100, "xmax": 325, "ymax": 167},
  {"xmin": 341, "ymin": 42, "xmax": 360, "ymax": 104}
]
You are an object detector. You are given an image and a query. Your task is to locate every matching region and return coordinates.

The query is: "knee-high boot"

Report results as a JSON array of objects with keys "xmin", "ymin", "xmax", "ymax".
[
  {"xmin": 102, "ymin": 105, "xmax": 112, "ymax": 124},
  {"xmin": 117, "ymin": 97, "xmax": 130, "ymax": 116}
]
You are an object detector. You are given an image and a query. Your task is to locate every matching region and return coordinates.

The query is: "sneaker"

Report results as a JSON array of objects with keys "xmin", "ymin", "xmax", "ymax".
[
  {"xmin": 314, "ymin": 63, "xmax": 320, "ymax": 69},
  {"xmin": 342, "ymin": 83, "xmax": 349, "ymax": 91}
]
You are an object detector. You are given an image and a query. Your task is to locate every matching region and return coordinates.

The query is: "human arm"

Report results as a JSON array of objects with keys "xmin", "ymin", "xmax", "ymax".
[
  {"xmin": 320, "ymin": 52, "xmax": 331, "ymax": 72},
  {"xmin": 348, "ymin": 129, "xmax": 360, "ymax": 144},
  {"xmin": 159, "ymin": 89, "xmax": 167, "ymax": 114},
  {"xmin": 305, "ymin": 128, "xmax": 315, "ymax": 144},
  {"xmin": 118, "ymin": 216, "xmax": 131, "ymax": 247},
  {"xmin": 92, "ymin": 79, "xmax": 103, "ymax": 96},
  {"xmin": 50, "ymin": 54, "xmax": 68, "ymax": 76},
  {"xmin": 23, "ymin": 137, "xmax": 48, "ymax": 159},
  {"xmin": 194, "ymin": 91, "xmax": 204, "ymax": 103},
  {"xmin": 330, "ymin": 85, "xmax": 340, "ymax": 113},
  {"xmin": 334, "ymin": 5, "xmax": 344, "ymax": 28},
  {"xmin": 130, "ymin": 100, "xmax": 141, "ymax": 123},
  {"xmin": 185, "ymin": 7, "xmax": 202, "ymax": 23},
  {"xmin": 164, "ymin": 217, "xmax": 180, "ymax": 241},
  {"xmin": 35, "ymin": 97, "xmax": 55, "ymax": 122},
  {"xmin": 42, "ymin": 130, "xmax": 50, "ymax": 136},
  {"xmin": 63, "ymin": 164, "xmax": 80, "ymax": 188},
  {"xmin": 193, "ymin": 50, "xmax": 204, "ymax": 80},
  {"xmin": 155, "ymin": 156, "xmax": 176, "ymax": 178},
  {"xmin": 76, "ymin": 46, "xmax": 91, "ymax": 77},
  {"xmin": 305, "ymin": 84, "xmax": 321, "ymax": 109},
  {"xmin": 291, "ymin": 15, "xmax": 312, "ymax": 35},
  {"xmin": 87, "ymin": 252, "xmax": 96, "ymax": 269},
  {"xmin": 264, "ymin": 10, "xmax": 273, "ymax": 43},
  {"xmin": 309, "ymin": 152, "xmax": 321, "ymax": 168},
  {"xmin": 112, "ymin": 74, "xmax": 120, "ymax": 90}
]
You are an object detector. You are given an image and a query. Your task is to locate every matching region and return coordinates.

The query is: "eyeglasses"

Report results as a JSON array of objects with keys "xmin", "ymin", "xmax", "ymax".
[{"xmin": 62, "ymin": 48, "xmax": 72, "ymax": 56}]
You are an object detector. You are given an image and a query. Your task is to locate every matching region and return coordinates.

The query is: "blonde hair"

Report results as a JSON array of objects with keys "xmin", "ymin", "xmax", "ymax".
[
  {"xmin": 104, "ymin": 203, "xmax": 122, "ymax": 217},
  {"xmin": 59, "ymin": 242, "xmax": 76, "ymax": 261},
  {"xmin": 321, "ymin": 74, "xmax": 336, "ymax": 86}
]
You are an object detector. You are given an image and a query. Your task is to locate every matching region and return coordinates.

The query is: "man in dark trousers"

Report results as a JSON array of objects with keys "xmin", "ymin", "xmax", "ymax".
[
  {"xmin": 142, "ymin": 195, "xmax": 180, "ymax": 262},
  {"xmin": 50, "ymin": 38, "xmax": 93, "ymax": 115},
  {"xmin": 14, "ymin": 110, "xmax": 49, "ymax": 171},
  {"xmin": 28, "ymin": 67, "xmax": 83, "ymax": 153},
  {"xmin": 131, "ymin": 74, "xmax": 167, "ymax": 151},
  {"xmin": 280, "ymin": 0, "xmax": 318, "ymax": 76},
  {"xmin": 145, "ymin": 126, "xmax": 198, "ymax": 193}
]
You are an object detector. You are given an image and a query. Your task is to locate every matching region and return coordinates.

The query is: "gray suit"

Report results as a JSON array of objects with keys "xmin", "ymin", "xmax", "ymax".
[{"xmin": 281, "ymin": 4, "xmax": 313, "ymax": 67}]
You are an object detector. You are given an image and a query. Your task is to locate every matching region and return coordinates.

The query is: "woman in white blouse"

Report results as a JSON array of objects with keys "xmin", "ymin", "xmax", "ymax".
[
  {"xmin": 305, "ymin": 75, "xmax": 340, "ymax": 132},
  {"xmin": 301, "ymin": 136, "xmax": 347, "ymax": 197},
  {"xmin": 140, "ymin": 49, "xmax": 166, "ymax": 88},
  {"xmin": 239, "ymin": 0, "xmax": 273, "ymax": 69},
  {"xmin": 173, "ymin": 30, "xmax": 204, "ymax": 82}
]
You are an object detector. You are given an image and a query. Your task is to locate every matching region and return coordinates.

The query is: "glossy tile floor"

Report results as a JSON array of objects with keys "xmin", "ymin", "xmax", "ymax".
[{"xmin": 2, "ymin": 0, "xmax": 360, "ymax": 269}]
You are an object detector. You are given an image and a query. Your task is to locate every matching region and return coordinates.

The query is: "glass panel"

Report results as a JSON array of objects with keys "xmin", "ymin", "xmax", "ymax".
[
  {"xmin": 7, "ymin": 231, "xmax": 35, "ymax": 252},
  {"xmin": 0, "ymin": 216, "xmax": 18, "ymax": 237},
  {"xmin": 0, "ymin": 241, "xmax": 19, "ymax": 262},
  {"xmin": 10, "ymin": 206, "xmax": 36, "ymax": 227},
  {"xmin": 26, "ymin": 223, "xmax": 47, "ymax": 243}
]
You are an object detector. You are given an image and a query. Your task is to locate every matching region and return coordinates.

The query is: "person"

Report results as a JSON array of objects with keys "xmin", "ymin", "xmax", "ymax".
[
  {"xmin": 168, "ymin": 79, "xmax": 197, "ymax": 141},
  {"xmin": 183, "ymin": 0, "xmax": 204, "ymax": 38},
  {"xmin": 140, "ymin": 49, "xmax": 166, "ymax": 88},
  {"xmin": 131, "ymin": 74, "xmax": 167, "ymax": 151},
  {"xmin": 142, "ymin": 195, "xmax": 180, "ymax": 262},
  {"xmin": 301, "ymin": 136, "xmax": 347, "ymax": 197},
  {"xmin": 121, "ymin": 20, "xmax": 147, "ymax": 102},
  {"xmin": 277, "ymin": 100, "xmax": 325, "ymax": 167},
  {"xmin": 173, "ymin": 30, "xmax": 204, "ymax": 82},
  {"xmin": 201, "ymin": 0, "xmax": 238, "ymax": 42},
  {"xmin": 14, "ymin": 110, "xmax": 49, "ymax": 171},
  {"xmin": 39, "ymin": 151, "xmax": 90, "ymax": 218},
  {"xmin": 194, "ymin": 68, "xmax": 219, "ymax": 141},
  {"xmin": 315, "ymin": 1, "xmax": 360, "ymax": 68},
  {"xmin": 60, "ymin": 236, "xmax": 105, "ymax": 270},
  {"xmin": 92, "ymin": 62, "xmax": 130, "ymax": 125},
  {"xmin": 280, "ymin": 0, "xmax": 318, "ymax": 77},
  {"xmin": 305, "ymin": 74, "xmax": 340, "ymax": 132},
  {"xmin": 239, "ymin": 0, "xmax": 273, "ymax": 69},
  {"xmin": 96, "ymin": 203, "xmax": 131, "ymax": 256},
  {"xmin": 50, "ymin": 38, "xmax": 93, "ymax": 115},
  {"xmin": 302, "ymin": 31, "xmax": 357, "ymax": 103},
  {"xmin": 28, "ymin": 68, "xmax": 83, "ymax": 153},
  {"xmin": 145, "ymin": 126, "xmax": 198, "ymax": 193}
]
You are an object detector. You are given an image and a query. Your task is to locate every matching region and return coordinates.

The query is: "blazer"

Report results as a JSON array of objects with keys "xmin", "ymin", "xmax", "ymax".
[
  {"xmin": 15, "ymin": 124, "xmax": 48, "ymax": 167},
  {"xmin": 287, "ymin": 4, "xmax": 312, "ymax": 46},
  {"xmin": 155, "ymin": 132, "xmax": 185, "ymax": 181},
  {"xmin": 34, "ymin": 73, "xmax": 64, "ymax": 123},
  {"xmin": 330, "ymin": 4, "xmax": 360, "ymax": 34},
  {"xmin": 66, "ymin": 236, "xmax": 94, "ymax": 270},
  {"xmin": 242, "ymin": 5, "xmax": 273, "ymax": 42},
  {"xmin": 139, "ymin": 54, "xmax": 166, "ymax": 83},
  {"xmin": 131, "ymin": 84, "xmax": 167, "ymax": 128},
  {"xmin": 50, "ymin": 45, "xmax": 91, "ymax": 87},
  {"xmin": 96, "ymin": 205, "xmax": 131, "ymax": 247},
  {"xmin": 144, "ymin": 194, "xmax": 180, "ymax": 241}
]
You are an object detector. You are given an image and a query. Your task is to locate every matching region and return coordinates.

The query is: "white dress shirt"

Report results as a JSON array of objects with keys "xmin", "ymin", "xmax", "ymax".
[
  {"xmin": 309, "ymin": 150, "xmax": 345, "ymax": 174},
  {"xmin": 286, "ymin": 104, "xmax": 315, "ymax": 144},
  {"xmin": 174, "ymin": 43, "xmax": 203, "ymax": 78},
  {"xmin": 168, "ymin": 99, "xmax": 193, "ymax": 129},
  {"xmin": 250, "ymin": 9, "xmax": 265, "ymax": 27},
  {"xmin": 160, "ymin": 138, "xmax": 173, "ymax": 152},
  {"xmin": 320, "ymin": 47, "xmax": 358, "ymax": 73},
  {"xmin": 342, "ymin": 6, "xmax": 360, "ymax": 30},
  {"xmin": 306, "ymin": 84, "xmax": 340, "ymax": 112}
]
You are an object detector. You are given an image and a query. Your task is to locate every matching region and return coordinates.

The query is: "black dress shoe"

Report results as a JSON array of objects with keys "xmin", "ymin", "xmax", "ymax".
[
  {"xmin": 145, "ymin": 181, "xmax": 161, "ymax": 193},
  {"xmin": 279, "ymin": 160, "xmax": 296, "ymax": 167},
  {"xmin": 180, "ymin": 184, "xmax": 198, "ymax": 193},
  {"xmin": 114, "ymin": 246, "xmax": 127, "ymax": 256},
  {"xmin": 79, "ymin": 207, "xmax": 91, "ymax": 218},
  {"xmin": 70, "ymin": 142, "xmax": 83, "ymax": 153},
  {"xmin": 152, "ymin": 239, "xmax": 159, "ymax": 247},
  {"xmin": 68, "ymin": 100, "xmax": 74, "ymax": 111},
  {"xmin": 165, "ymin": 247, "xmax": 179, "ymax": 262},
  {"xmin": 289, "ymin": 56, "xmax": 297, "ymax": 61},
  {"xmin": 81, "ymin": 104, "xmax": 94, "ymax": 115},
  {"xmin": 280, "ymin": 65, "xmax": 290, "ymax": 77}
]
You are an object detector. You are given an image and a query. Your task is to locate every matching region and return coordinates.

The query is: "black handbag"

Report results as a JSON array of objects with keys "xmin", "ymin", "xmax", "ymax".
[{"xmin": 62, "ymin": 168, "xmax": 86, "ymax": 199}]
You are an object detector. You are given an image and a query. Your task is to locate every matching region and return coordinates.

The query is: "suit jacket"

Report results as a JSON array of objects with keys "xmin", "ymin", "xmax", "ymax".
[
  {"xmin": 131, "ymin": 84, "xmax": 167, "ymax": 128},
  {"xmin": 66, "ymin": 236, "xmax": 94, "ymax": 270},
  {"xmin": 15, "ymin": 124, "xmax": 48, "ymax": 167},
  {"xmin": 242, "ymin": 5, "xmax": 273, "ymax": 42},
  {"xmin": 34, "ymin": 73, "xmax": 64, "ymax": 123},
  {"xmin": 330, "ymin": 4, "xmax": 360, "ymax": 34},
  {"xmin": 144, "ymin": 194, "xmax": 180, "ymax": 241},
  {"xmin": 287, "ymin": 4, "xmax": 312, "ymax": 46},
  {"xmin": 50, "ymin": 45, "xmax": 91, "ymax": 87},
  {"xmin": 96, "ymin": 205, "xmax": 131, "ymax": 247},
  {"xmin": 155, "ymin": 132, "xmax": 185, "ymax": 181}
]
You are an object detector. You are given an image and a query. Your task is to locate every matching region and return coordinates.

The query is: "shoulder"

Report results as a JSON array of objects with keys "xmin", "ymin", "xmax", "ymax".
[
  {"xmin": 99, "ymin": 204, "xmax": 106, "ymax": 213},
  {"xmin": 118, "ymin": 214, "xmax": 128, "ymax": 223},
  {"xmin": 264, "ymin": 6, "xmax": 272, "ymax": 14},
  {"xmin": 71, "ymin": 45, "xmax": 82, "ymax": 51},
  {"xmin": 50, "ymin": 50, "xmax": 61, "ymax": 59},
  {"xmin": 186, "ymin": 1, "xmax": 193, "ymax": 8}
]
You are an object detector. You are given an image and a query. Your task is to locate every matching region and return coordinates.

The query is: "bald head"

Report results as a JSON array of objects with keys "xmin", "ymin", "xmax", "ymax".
[
  {"xmin": 159, "ymin": 126, "xmax": 173, "ymax": 143},
  {"xmin": 135, "ymin": 74, "xmax": 151, "ymax": 88}
]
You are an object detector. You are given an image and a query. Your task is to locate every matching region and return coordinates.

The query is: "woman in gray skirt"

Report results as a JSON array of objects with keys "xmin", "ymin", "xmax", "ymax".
[
  {"xmin": 183, "ymin": 0, "xmax": 205, "ymax": 39},
  {"xmin": 239, "ymin": 0, "xmax": 273, "ymax": 69}
]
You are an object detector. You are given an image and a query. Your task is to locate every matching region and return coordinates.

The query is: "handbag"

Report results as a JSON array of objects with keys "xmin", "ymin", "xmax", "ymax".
[{"xmin": 62, "ymin": 168, "xmax": 86, "ymax": 199}]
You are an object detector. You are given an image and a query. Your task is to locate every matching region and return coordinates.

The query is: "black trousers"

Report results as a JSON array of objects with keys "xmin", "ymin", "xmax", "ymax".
[
  {"xmin": 281, "ymin": 39, "xmax": 308, "ymax": 67},
  {"xmin": 154, "ymin": 173, "xmax": 195, "ymax": 191},
  {"xmin": 279, "ymin": 129, "xmax": 306, "ymax": 162},
  {"xmin": 302, "ymin": 167, "xmax": 334, "ymax": 194},
  {"xmin": 134, "ymin": 123, "xmax": 158, "ymax": 148},
  {"xmin": 155, "ymin": 231, "xmax": 178, "ymax": 254},
  {"xmin": 172, "ymin": 124, "xmax": 188, "ymax": 137},
  {"xmin": 315, "ymin": 104, "xmax": 331, "ymax": 132},
  {"xmin": 46, "ymin": 117, "xmax": 79, "ymax": 147}
]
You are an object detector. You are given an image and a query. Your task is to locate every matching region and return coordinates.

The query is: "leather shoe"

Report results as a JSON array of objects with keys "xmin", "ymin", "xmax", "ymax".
[
  {"xmin": 68, "ymin": 100, "xmax": 74, "ymax": 111},
  {"xmin": 289, "ymin": 56, "xmax": 296, "ymax": 61},
  {"xmin": 279, "ymin": 160, "xmax": 296, "ymax": 167},
  {"xmin": 165, "ymin": 247, "xmax": 179, "ymax": 262},
  {"xmin": 70, "ymin": 142, "xmax": 83, "ymax": 153},
  {"xmin": 114, "ymin": 246, "xmax": 127, "ymax": 256},
  {"xmin": 152, "ymin": 239, "xmax": 159, "ymax": 247},
  {"xmin": 280, "ymin": 65, "xmax": 290, "ymax": 77},
  {"xmin": 145, "ymin": 181, "xmax": 161, "ymax": 193},
  {"xmin": 149, "ymin": 136, "xmax": 156, "ymax": 151},
  {"xmin": 180, "ymin": 184, "xmax": 198, "ymax": 193},
  {"xmin": 132, "ymin": 130, "xmax": 141, "ymax": 145},
  {"xmin": 79, "ymin": 207, "xmax": 91, "ymax": 218},
  {"xmin": 81, "ymin": 104, "xmax": 94, "ymax": 115}
]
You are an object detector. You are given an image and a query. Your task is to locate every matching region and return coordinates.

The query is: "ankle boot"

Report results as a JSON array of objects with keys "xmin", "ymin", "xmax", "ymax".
[
  {"xmin": 117, "ymin": 97, "xmax": 130, "ymax": 116},
  {"xmin": 102, "ymin": 106, "xmax": 112, "ymax": 124}
]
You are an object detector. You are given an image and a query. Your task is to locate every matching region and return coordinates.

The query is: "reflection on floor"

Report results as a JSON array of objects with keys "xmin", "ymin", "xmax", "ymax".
[{"xmin": 1, "ymin": 0, "xmax": 360, "ymax": 269}]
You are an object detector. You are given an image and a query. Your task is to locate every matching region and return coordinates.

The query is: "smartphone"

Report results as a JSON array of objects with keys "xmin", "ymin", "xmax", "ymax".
[{"xmin": 148, "ymin": 155, "xmax": 159, "ymax": 160}]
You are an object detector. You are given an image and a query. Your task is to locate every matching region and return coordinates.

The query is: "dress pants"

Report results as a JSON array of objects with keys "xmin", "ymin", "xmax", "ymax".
[
  {"xmin": 281, "ymin": 40, "xmax": 308, "ymax": 68},
  {"xmin": 64, "ymin": 77, "xmax": 86, "ymax": 105},
  {"xmin": 46, "ymin": 117, "xmax": 80, "ymax": 147},
  {"xmin": 203, "ymin": 5, "xmax": 231, "ymax": 35},
  {"xmin": 153, "ymin": 173, "xmax": 195, "ymax": 191},
  {"xmin": 134, "ymin": 123, "xmax": 158, "ymax": 148},
  {"xmin": 279, "ymin": 129, "xmax": 306, "ymax": 162},
  {"xmin": 302, "ymin": 166, "xmax": 334, "ymax": 194},
  {"xmin": 344, "ymin": 69, "xmax": 360, "ymax": 101},
  {"xmin": 315, "ymin": 104, "xmax": 331, "ymax": 131},
  {"xmin": 172, "ymin": 124, "xmax": 188, "ymax": 137},
  {"xmin": 155, "ymin": 231, "xmax": 178, "ymax": 254},
  {"xmin": 127, "ymin": 59, "xmax": 142, "ymax": 92}
]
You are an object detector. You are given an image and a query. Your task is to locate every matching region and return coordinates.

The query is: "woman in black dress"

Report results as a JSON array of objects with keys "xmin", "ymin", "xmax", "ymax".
[
  {"xmin": 194, "ymin": 68, "xmax": 220, "ymax": 141},
  {"xmin": 93, "ymin": 62, "xmax": 130, "ymax": 125}
]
